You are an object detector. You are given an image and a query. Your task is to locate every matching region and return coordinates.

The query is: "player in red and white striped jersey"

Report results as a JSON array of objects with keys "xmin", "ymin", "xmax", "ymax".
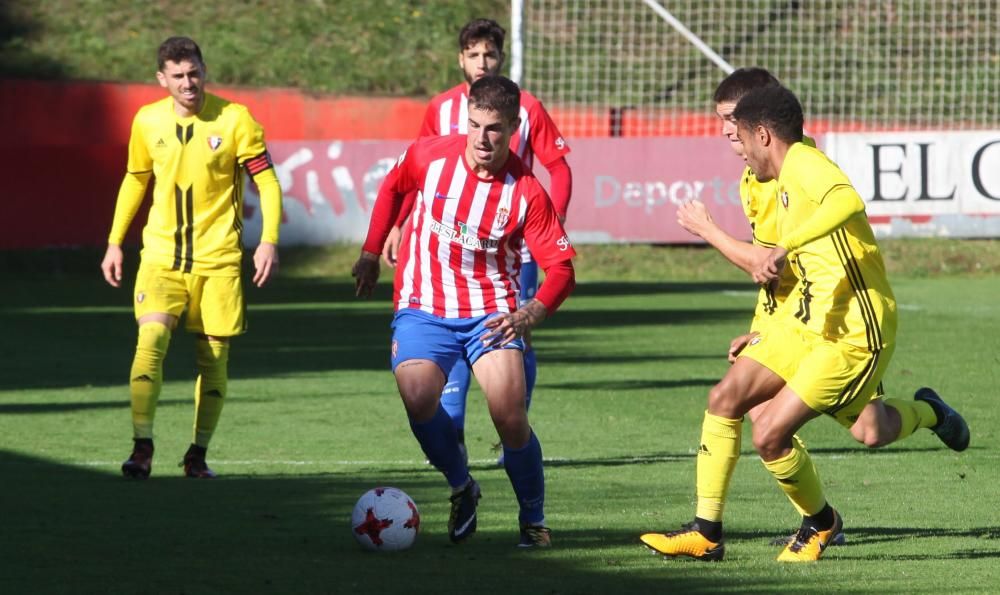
[
  {"xmin": 377, "ymin": 132, "xmax": 570, "ymax": 317},
  {"xmin": 382, "ymin": 19, "xmax": 572, "ymax": 466},
  {"xmin": 353, "ymin": 76, "xmax": 575, "ymax": 547}
]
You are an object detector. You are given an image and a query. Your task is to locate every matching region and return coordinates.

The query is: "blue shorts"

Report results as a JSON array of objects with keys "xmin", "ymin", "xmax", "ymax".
[{"xmin": 390, "ymin": 309, "xmax": 525, "ymax": 373}]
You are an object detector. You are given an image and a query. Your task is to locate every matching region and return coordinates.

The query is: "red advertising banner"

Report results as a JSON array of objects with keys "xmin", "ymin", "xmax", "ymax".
[
  {"xmin": 558, "ymin": 137, "xmax": 750, "ymax": 243},
  {"xmin": 243, "ymin": 138, "xmax": 751, "ymax": 245}
]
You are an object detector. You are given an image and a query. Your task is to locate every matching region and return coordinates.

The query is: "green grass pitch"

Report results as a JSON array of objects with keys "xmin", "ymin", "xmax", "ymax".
[{"xmin": 1, "ymin": 245, "xmax": 997, "ymax": 594}]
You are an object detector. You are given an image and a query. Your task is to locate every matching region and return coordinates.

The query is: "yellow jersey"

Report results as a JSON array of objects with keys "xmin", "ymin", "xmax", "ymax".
[
  {"xmin": 741, "ymin": 168, "xmax": 796, "ymax": 332},
  {"xmin": 109, "ymin": 93, "xmax": 280, "ymax": 276},
  {"xmin": 775, "ymin": 142, "xmax": 896, "ymax": 351},
  {"xmin": 742, "ymin": 137, "xmax": 816, "ymax": 333}
]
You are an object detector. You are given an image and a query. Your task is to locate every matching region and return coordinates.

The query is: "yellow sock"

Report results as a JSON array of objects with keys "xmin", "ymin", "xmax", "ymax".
[
  {"xmin": 762, "ymin": 438, "xmax": 826, "ymax": 516},
  {"xmin": 193, "ymin": 338, "xmax": 229, "ymax": 448},
  {"xmin": 884, "ymin": 398, "xmax": 937, "ymax": 440},
  {"xmin": 129, "ymin": 322, "xmax": 171, "ymax": 439},
  {"xmin": 695, "ymin": 412, "xmax": 742, "ymax": 522}
]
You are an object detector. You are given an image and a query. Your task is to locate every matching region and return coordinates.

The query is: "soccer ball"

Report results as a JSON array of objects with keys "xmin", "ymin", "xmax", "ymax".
[{"xmin": 351, "ymin": 487, "xmax": 420, "ymax": 551}]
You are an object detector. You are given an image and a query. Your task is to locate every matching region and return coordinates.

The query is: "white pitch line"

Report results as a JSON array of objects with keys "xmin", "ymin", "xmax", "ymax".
[{"xmin": 6, "ymin": 451, "xmax": 992, "ymax": 469}]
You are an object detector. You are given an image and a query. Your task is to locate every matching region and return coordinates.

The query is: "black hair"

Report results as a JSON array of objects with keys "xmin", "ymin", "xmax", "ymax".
[
  {"xmin": 468, "ymin": 75, "xmax": 520, "ymax": 122},
  {"xmin": 157, "ymin": 36, "xmax": 203, "ymax": 71},
  {"xmin": 459, "ymin": 19, "xmax": 505, "ymax": 52},
  {"xmin": 713, "ymin": 67, "xmax": 779, "ymax": 104},
  {"xmin": 732, "ymin": 85, "xmax": 804, "ymax": 144}
]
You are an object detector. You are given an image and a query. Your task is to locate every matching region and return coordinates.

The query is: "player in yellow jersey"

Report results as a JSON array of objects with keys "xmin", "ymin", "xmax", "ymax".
[
  {"xmin": 645, "ymin": 69, "xmax": 839, "ymax": 560},
  {"xmin": 642, "ymin": 83, "xmax": 969, "ymax": 563},
  {"xmin": 100, "ymin": 37, "xmax": 282, "ymax": 479}
]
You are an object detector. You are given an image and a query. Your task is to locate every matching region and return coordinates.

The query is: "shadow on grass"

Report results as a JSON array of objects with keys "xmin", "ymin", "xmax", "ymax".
[
  {"xmin": 0, "ymin": 449, "xmax": 782, "ymax": 595},
  {"xmin": 1, "ymin": 276, "xmax": 744, "ymax": 391}
]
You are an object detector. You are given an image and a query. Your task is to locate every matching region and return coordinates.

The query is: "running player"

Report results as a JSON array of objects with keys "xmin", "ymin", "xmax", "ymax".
[
  {"xmin": 101, "ymin": 36, "xmax": 282, "ymax": 479},
  {"xmin": 353, "ymin": 76, "xmax": 575, "ymax": 547},
  {"xmin": 641, "ymin": 84, "xmax": 969, "ymax": 562},
  {"xmin": 381, "ymin": 19, "xmax": 572, "ymax": 463}
]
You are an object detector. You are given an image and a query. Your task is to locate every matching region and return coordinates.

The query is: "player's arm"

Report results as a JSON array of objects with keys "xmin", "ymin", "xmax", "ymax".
[
  {"xmin": 528, "ymin": 99, "xmax": 572, "ymax": 221},
  {"xmin": 676, "ymin": 200, "xmax": 769, "ymax": 275},
  {"xmin": 355, "ymin": 146, "xmax": 417, "ymax": 297},
  {"xmin": 482, "ymin": 187, "xmax": 577, "ymax": 346},
  {"xmin": 753, "ymin": 185, "xmax": 865, "ymax": 283},
  {"xmin": 102, "ymin": 114, "xmax": 153, "ymax": 288},
  {"xmin": 482, "ymin": 258, "xmax": 575, "ymax": 347},
  {"xmin": 237, "ymin": 109, "xmax": 283, "ymax": 287},
  {"xmin": 246, "ymin": 155, "xmax": 281, "ymax": 287},
  {"xmin": 542, "ymin": 156, "xmax": 572, "ymax": 222},
  {"xmin": 381, "ymin": 190, "xmax": 417, "ymax": 267}
]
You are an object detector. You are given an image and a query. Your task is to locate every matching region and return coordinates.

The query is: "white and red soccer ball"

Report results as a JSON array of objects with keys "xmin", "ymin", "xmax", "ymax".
[{"xmin": 351, "ymin": 487, "xmax": 420, "ymax": 551}]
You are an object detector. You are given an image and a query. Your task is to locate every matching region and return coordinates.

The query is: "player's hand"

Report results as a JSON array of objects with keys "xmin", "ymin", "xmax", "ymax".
[
  {"xmin": 752, "ymin": 246, "xmax": 788, "ymax": 284},
  {"xmin": 381, "ymin": 226, "xmax": 403, "ymax": 268},
  {"xmin": 676, "ymin": 200, "xmax": 716, "ymax": 238},
  {"xmin": 727, "ymin": 332, "xmax": 759, "ymax": 363},
  {"xmin": 101, "ymin": 244, "xmax": 124, "ymax": 288},
  {"xmin": 481, "ymin": 300, "xmax": 547, "ymax": 347},
  {"xmin": 253, "ymin": 241, "xmax": 279, "ymax": 287},
  {"xmin": 352, "ymin": 251, "xmax": 380, "ymax": 298}
]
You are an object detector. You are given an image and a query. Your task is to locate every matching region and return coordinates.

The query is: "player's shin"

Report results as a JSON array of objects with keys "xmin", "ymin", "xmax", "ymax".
[
  {"xmin": 884, "ymin": 397, "xmax": 936, "ymax": 441},
  {"xmin": 130, "ymin": 322, "xmax": 171, "ymax": 439},
  {"xmin": 503, "ymin": 430, "xmax": 545, "ymax": 526},
  {"xmin": 695, "ymin": 412, "xmax": 742, "ymax": 537},
  {"xmin": 409, "ymin": 404, "xmax": 469, "ymax": 488},
  {"xmin": 439, "ymin": 360, "xmax": 472, "ymax": 433},
  {"xmin": 193, "ymin": 337, "xmax": 229, "ymax": 447},
  {"xmin": 761, "ymin": 438, "xmax": 826, "ymax": 517}
]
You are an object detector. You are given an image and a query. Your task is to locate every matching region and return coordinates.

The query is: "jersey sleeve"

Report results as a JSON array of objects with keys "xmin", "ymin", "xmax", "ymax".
[
  {"xmin": 234, "ymin": 107, "xmax": 270, "ymax": 170},
  {"xmin": 362, "ymin": 143, "xmax": 422, "ymax": 254},
  {"xmin": 109, "ymin": 113, "xmax": 154, "ymax": 244},
  {"xmin": 521, "ymin": 178, "xmax": 576, "ymax": 269},
  {"xmin": 795, "ymin": 145, "xmax": 853, "ymax": 206},
  {"xmin": 778, "ymin": 185, "xmax": 865, "ymax": 251},
  {"xmin": 526, "ymin": 99, "xmax": 570, "ymax": 166},
  {"xmin": 233, "ymin": 107, "xmax": 281, "ymax": 244},
  {"xmin": 125, "ymin": 112, "xmax": 153, "ymax": 174}
]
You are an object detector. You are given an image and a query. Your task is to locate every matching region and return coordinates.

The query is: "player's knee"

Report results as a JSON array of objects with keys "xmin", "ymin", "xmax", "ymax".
[
  {"xmin": 750, "ymin": 422, "xmax": 783, "ymax": 459},
  {"xmin": 707, "ymin": 379, "xmax": 743, "ymax": 417},
  {"xmin": 493, "ymin": 414, "xmax": 530, "ymax": 448},
  {"xmin": 396, "ymin": 379, "xmax": 444, "ymax": 421},
  {"xmin": 851, "ymin": 420, "xmax": 891, "ymax": 448},
  {"xmin": 136, "ymin": 321, "xmax": 172, "ymax": 360}
]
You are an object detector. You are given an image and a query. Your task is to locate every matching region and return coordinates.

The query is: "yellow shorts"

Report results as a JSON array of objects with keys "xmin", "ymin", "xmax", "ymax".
[
  {"xmin": 740, "ymin": 322, "xmax": 893, "ymax": 428},
  {"xmin": 134, "ymin": 262, "xmax": 246, "ymax": 337}
]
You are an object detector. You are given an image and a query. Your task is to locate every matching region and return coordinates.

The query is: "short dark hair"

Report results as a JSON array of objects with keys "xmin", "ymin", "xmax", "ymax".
[
  {"xmin": 713, "ymin": 67, "xmax": 779, "ymax": 104},
  {"xmin": 157, "ymin": 36, "xmax": 203, "ymax": 71},
  {"xmin": 732, "ymin": 85, "xmax": 804, "ymax": 144},
  {"xmin": 459, "ymin": 19, "xmax": 505, "ymax": 52},
  {"xmin": 468, "ymin": 75, "xmax": 521, "ymax": 122}
]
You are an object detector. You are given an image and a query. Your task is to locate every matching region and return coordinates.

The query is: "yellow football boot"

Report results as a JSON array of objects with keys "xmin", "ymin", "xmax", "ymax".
[
  {"xmin": 777, "ymin": 509, "xmax": 843, "ymax": 562},
  {"xmin": 640, "ymin": 523, "xmax": 724, "ymax": 561}
]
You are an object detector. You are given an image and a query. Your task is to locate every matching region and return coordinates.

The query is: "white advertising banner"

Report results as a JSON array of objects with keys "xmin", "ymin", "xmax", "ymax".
[{"xmin": 824, "ymin": 131, "xmax": 1000, "ymax": 237}]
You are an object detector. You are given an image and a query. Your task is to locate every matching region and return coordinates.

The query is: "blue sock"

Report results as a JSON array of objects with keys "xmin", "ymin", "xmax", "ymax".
[
  {"xmin": 409, "ymin": 405, "xmax": 468, "ymax": 488},
  {"xmin": 503, "ymin": 430, "xmax": 545, "ymax": 525},
  {"xmin": 523, "ymin": 349, "xmax": 537, "ymax": 412},
  {"xmin": 439, "ymin": 360, "xmax": 471, "ymax": 434}
]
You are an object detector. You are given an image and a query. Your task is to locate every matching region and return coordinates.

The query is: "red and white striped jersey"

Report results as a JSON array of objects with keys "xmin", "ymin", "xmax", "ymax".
[
  {"xmin": 419, "ymin": 84, "xmax": 570, "ymax": 170},
  {"xmin": 364, "ymin": 135, "xmax": 575, "ymax": 318}
]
